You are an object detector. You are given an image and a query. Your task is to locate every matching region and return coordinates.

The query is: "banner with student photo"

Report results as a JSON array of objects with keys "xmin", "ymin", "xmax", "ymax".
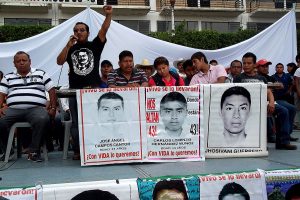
[
  {"xmin": 145, "ymin": 86, "xmax": 204, "ymax": 161},
  {"xmin": 265, "ymin": 169, "xmax": 300, "ymax": 200},
  {"xmin": 203, "ymin": 83, "xmax": 268, "ymax": 158},
  {"xmin": 200, "ymin": 171, "xmax": 268, "ymax": 200},
  {"xmin": 137, "ymin": 176, "xmax": 200, "ymax": 200},
  {"xmin": 0, "ymin": 186, "xmax": 42, "ymax": 200},
  {"xmin": 43, "ymin": 179, "xmax": 138, "ymax": 200},
  {"xmin": 77, "ymin": 88, "xmax": 146, "ymax": 166}
]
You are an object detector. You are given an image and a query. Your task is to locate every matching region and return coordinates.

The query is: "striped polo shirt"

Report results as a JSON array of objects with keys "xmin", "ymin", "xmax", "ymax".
[
  {"xmin": 107, "ymin": 68, "xmax": 148, "ymax": 87},
  {"xmin": 0, "ymin": 68, "xmax": 54, "ymax": 109}
]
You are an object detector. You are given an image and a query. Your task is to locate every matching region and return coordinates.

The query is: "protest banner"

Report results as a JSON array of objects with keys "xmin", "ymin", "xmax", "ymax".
[
  {"xmin": 145, "ymin": 86, "xmax": 204, "ymax": 161},
  {"xmin": 200, "ymin": 171, "xmax": 267, "ymax": 199},
  {"xmin": 77, "ymin": 87, "xmax": 146, "ymax": 166},
  {"xmin": 265, "ymin": 169, "xmax": 300, "ymax": 200},
  {"xmin": 43, "ymin": 179, "xmax": 138, "ymax": 200},
  {"xmin": 0, "ymin": 186, "xmax": 42, "ymax": 200},
  {"xmin": 203, "ymin": 83, "xmax": 268, "ymax": 158},
  {"xmin": 137, "ymin": 176, "xmax": 199, "ymax": 200}
]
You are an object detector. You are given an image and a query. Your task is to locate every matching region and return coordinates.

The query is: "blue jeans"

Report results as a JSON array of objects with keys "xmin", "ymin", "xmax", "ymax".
[
  {"xmin": 274, "ymin": 104, "xmax": 290, "ymax": 145},
  {"xmin": 276, "ymin": 100, "xmax": 296, "ymax": 135}
]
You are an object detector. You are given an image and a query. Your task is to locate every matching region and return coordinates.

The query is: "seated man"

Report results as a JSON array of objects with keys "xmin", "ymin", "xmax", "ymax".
[
  {"xmin": 108, "ymin": 50, "xmax": 148, "ymax": 88},
  {"xmin": 149, "ymin": 56, "xmax": 185, "ymax": 87},
  {"xmin": 0, "ymin": 51, "xmax": 56, "ymax": 162}
]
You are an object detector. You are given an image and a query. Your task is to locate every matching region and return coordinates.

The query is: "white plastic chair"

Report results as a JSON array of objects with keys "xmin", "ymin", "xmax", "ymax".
[{"xmin": 4, "ymin": 122, "xmax": 48, "ymax": 163}]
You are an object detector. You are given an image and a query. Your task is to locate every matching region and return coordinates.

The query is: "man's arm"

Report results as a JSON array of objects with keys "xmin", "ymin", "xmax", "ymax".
[
  {"xmin": 267, "ymin": 88, "xmax": 275, "ymax": 114},
  {"xmin": 98, "ymin": 5, "xmax": 113, "ymax": 43},
  {"xmin": 215, "ymin": 76, "xmax": 226, "ymax": 83},
  {"xmin": 295, "ymin": 76, "xmax": 300, "ymax": 97},
  {"xmin": 48, "ymin": 88, "xmax": 57, "ymax": 118},
  {"xmin": 57, "ymin": 36, "xmax": 78, "ymax": 65},
  {"xmin": 0, "ymin": 92, "xmax": 7, "ymax": 117}
]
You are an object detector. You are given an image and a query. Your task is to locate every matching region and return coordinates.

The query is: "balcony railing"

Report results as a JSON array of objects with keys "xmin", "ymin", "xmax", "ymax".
[
  {"xmin": 158, "ymin": 0, "xmax": 243, "ymax": 10},
  {"xmin": 0, "ymin": 0, "xmax": 150, "ymax": 6},
  {"xmin": 247, "ymin": 0, "xmax": 300, "ymax": 12}
]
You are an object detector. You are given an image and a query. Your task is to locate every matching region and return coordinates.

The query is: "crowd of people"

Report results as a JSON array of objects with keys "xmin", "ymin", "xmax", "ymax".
[{"xmin": 0, "ymin": 5, "xmax": 299, "ymax": 163}]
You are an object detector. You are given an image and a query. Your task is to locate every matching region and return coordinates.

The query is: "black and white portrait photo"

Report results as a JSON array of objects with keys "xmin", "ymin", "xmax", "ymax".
[
  {"xmin": 207, "ymin": 84, "xmax": 263, "ymax": 148},
  {"xmin": 71, "ymin": 48, "xmax": 94, "ymax": 76}
]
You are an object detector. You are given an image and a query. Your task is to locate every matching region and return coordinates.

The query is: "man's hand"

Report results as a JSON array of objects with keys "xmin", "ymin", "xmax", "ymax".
[
  {"xmin": 0, "ymin": 106, "xmax": 7, "ymax": 117},
  {"xmin": 267, "ymin": 102, "xmax": 275, "ymax": 115},
  {"xmin": 103, "ymin": 5, "xmax": 113, "ymax": 15},
  {"xmin": 66, "ymin": 35, "xmax": 78, "ymax": 48},
  {"xmin": 127, "ymin": 83, "xmax": 140, "ymax": 88},
  {"xmin": 48, "ymin": 108, "xmax": 56, "ymax": 119}
]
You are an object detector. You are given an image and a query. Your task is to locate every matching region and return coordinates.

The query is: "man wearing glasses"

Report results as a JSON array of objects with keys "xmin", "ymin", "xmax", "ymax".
[{"xmin": 225, "ymin": 60, "xmax": 242, "ymax": 83}]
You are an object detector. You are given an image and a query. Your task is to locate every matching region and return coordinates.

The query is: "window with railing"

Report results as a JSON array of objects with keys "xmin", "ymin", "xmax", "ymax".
[
  {"xmin": 4, "ymin": 18, "xmax": 51, "ymax": 25},
  {"xmin": 157, "ymin": 21, "xmax": 198, "ymax": 32},
  {"xmin": 116, "ymin": 20, "xmax": 150, "ymax": 34},
  {"xmin": 202, "ymin": 21, "xmax": 240, "ymax": 32}
]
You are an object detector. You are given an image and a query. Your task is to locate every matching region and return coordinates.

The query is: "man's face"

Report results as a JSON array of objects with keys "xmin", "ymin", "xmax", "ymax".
[
  {"xmin": 101, "ymin": 64, "xmax": 113, "ymax": 77},
  {"xmin": 257, "ymin": 64, "xmax": 270, "ymax": 75},
  {"xmin": 192, "ymin": 57, "xmax": 205, "ymax": 71},
  {"xmin": 177, "ymin": 62, "xmax": 184, "ymax": 73},
  {"xmin": 276, "ymin": 64, "xmax": 284, "ymax": 74},
  {"xmin": 184, "ymin": 65, "xmax": 197, "ymax": 79},
  {"xmin": 78, "ymin": 51, "xmax": 89, "ymax": 65},
  {"xmin": 160, "ymin": 101, "xmax": 187, "ymax": 132},
  {"xmin": 119, "ymin": 56, "xmax": 133, "ymax": 74},
  {"xmin": 98, "ymin": 99, "xmax": 124, "ymax": 123},
  {"xmin": 73, "ymin": 24, "xmax": 89, "ymax": 43},
  {"xmin": 230, "ymin": 62, "xmax": 242, "ymax": 76},
  {"xmin": 242, "ymin": 57, "xmax": 256, "ymax": 74},
  {"xmin": 14, "ymin": 53, "xmax": 31, "ymax": 75},
  {"xmin": 222, "ymin": 194, "xmax": 246, "ymax": 200},
  {"xmin": 156, "ymin": 189, "xmax": 186, "ymax": 200},
  {"xmin": 221, "ymin": 95, "xmax": 250, "ymax": 135},
  {"xmin": 156, "ymin": 64, "xmax": 170, "ymax": 78}
]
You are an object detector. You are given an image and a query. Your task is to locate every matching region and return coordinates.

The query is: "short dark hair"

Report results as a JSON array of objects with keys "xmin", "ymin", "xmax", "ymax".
[
  {"xmin": 119, "ymin": 50, "xmax": 133, "ymax": 61},
  {"xmin": 285, "ymin": 183, "xmax": 300, "ymax": 200},
  {"xmin": 74, "ymin": 22, "xmax": 89, "ymax": 32},
  {"xmin": 276, "ymin": 63, "xmax": 284, "ymax": 68},
  {"xmin": 97, "ymin": 92, "xmax": 124, "ymax": 110},
  {"xmin": 230, "ymin": 60, "xmax": 242, "ymax": 67},
  {"xmin": 154, "ymin": 56, "xmax": 169, "ymax": 69},
  {"xmin": 242, "ymin": 52, "xmax": 257, "ymax": 64},
  {"xmin": 219, "ymin": 182, "xmax": 250, "ymax": 200},
  {"xmin": 209, "ymin": 59, "xmax": 218, "ymax": 65},
  {"xmin": 71, "ymin": 189, "xmax": 119, "ymax": 200},
  {"xmin": 101, "ymin": 60, "xmax": 113, "ymax": 68},
  {"xmin": 160, "ymin": 92, "xmax": 187, "ymax": 109},
  {"xmin": 183, "ymin": 59, "xmax": 193, "ymax": 71},
  {"xmin": 153, "ymin": 180, "xmax": 188, "ymax": 200},
  {"xmin": 220, "ymin": 86, "xmax": 251, "ymax": 109},
  {"xmin": 14, "ymin": 51, "xmax": 30, "ymax": 61},
  {"xmin": 0, "ymin": 71, "xmax": 3, "ymax": 80},
  {"xmin": 287, "ymin": 62, "xmax": 298, "ymax": 75},
  {"xmin": 191, "ymin": 52, "xmax": 208, "ymax": 64}
]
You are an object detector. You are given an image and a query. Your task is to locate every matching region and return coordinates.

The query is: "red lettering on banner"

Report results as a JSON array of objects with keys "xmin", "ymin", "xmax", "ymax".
[
  {"xmin": 148, "ymin": 151, "xmax": 158, "ymax": 156},
  {"xmin": 87, "ymin": 154, "xmax": 97, "ymax": 160},
  {"xmin": 148, "ymin": 126, "xmax": 157, "ymax": 137},
  {"xmin": 98, "ymin": 153, "xmax": 110, "ymax": 159},
  {"xmin": 146, "ymin": 112, "xmax": 159, "ymax": 123},
  {"xmin": 159, "ymin": 150, "xmax": 170, "ymax": 156},
  {"xmin": 147, "ymin": 98, "xmax": 156, "ymax": 110}
]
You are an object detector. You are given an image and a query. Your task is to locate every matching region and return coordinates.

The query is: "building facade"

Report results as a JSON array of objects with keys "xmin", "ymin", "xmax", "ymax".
[{"xmin": 0, "ymin": 0, "xmax": 299, "ymax": 34}]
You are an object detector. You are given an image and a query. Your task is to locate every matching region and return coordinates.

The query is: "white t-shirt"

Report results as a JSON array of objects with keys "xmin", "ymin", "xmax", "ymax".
[{"xmin": 294, "ymin": 68, "xmax": 300, "ymax": 77}]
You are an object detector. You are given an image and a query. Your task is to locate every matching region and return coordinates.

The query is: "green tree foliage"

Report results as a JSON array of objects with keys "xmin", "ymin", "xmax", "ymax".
[{"xmin": 0, "ymin": 25, "xmax": 52, "ymax": 42}]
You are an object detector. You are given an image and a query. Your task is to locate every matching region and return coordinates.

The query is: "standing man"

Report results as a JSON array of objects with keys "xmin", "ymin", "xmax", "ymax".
[
  {"xmin": 56, "ymin": 6, "xmax": 113, "ymax": 160},
  {"xmin": 0, "ymin": 51, "xmax": 56, "ymax": 162},
  {"xmin": 189, "ymin": 52, "xmax": 227, "ymax": 85},
  {"xmin": 108, "ymin": 50, "xmax": 148, "ymax": 88}
]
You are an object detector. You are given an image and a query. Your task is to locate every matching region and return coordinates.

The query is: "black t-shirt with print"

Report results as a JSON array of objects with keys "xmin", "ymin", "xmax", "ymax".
[
  {"xmin": 233, "ymin": 73, "xmax": 268, "ymax": 84},
  {"xmin": 67, "ymin": 37, "xmax": 106, "ymax": 89}
]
